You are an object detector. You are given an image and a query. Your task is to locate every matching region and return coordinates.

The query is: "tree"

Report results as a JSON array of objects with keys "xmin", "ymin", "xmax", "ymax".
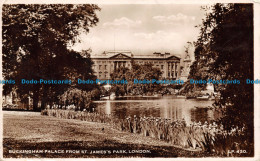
[
  {"xmin": 190, "ymin": 4, "xmax": 253, "ymax": 142},
  {"xmin": 110, "ymin": 66, "xmax": 130, "ymax": 96},
  {"xmin": 110, "ymin": 63, "xmax": 162, "ymax": 95},
  {"xmin": 2, "ymin": 4, "xmax": 100, "ymax": 110}
]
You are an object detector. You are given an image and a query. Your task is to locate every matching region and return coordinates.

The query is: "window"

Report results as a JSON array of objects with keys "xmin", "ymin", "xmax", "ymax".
[
  {"xmin": 99, "ymin": 71, "xmax": 102, "ymax": 78},
  {"xmin": 105, "ymin": 65, "xmax": 107, "ymax": 70},
  {"xmin": 99, "ymin": 65, "xmax": 102, "ymax": 70},
  {"xmin": 161, "ymin": 65, "xmax": 164, "ymax": 70}
]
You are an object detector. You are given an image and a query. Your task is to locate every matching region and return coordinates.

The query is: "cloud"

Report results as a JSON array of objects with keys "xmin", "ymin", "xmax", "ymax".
[
  {"xmin": 134, "ymin": 30, "xmax": 179, "ymax": 39},
  {"xmin": 134, "ymin": 33, "xmax": 154, "ymax": 39},
  {"xmin": 103, "ymin": 17, "xmax": 142, "ymax": 28},
  {"xmin": 132, "ymin": 30, "xmax": 186, "ymax": 53},
  {"xmin": 70, "ymin": 33, "xmax": 102, "ymax": 52},
  {"xmin": 153, "ymin": 13, "xmax": 195, "ymax": 24}
]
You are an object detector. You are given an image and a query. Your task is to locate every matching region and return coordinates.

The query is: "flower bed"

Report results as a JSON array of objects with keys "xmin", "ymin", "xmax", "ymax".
[{"xmin": 41, "ymin": 109, "xmax": 249, "ymax": 156}]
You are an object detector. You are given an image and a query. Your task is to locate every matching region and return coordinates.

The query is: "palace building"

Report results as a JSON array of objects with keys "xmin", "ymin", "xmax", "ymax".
[{"xmin": 90, "ymin": 50, "xmax": 182, "ymax": 80}]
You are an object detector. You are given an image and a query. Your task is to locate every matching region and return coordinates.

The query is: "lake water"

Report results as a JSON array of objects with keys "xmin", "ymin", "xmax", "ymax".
[{"xmin": 93, "ymin": 96, "xmax": 222, "ymax": 124}]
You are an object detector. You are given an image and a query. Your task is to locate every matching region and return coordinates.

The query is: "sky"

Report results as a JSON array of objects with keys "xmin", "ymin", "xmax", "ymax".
[{"xmin": 71, "ymin": 4, "xmax": 206, "ymax": 59}]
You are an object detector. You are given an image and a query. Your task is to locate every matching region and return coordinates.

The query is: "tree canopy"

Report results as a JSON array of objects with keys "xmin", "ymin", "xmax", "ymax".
[
  {"xmin": 2, "ymin": 4, "xmax": 100, "ymax": 110},
  {"xmin": 110, "ymin": 63, "xmax": 162, "ymax": 96},
  {"xmin": 190, "ymin": 4, "xmax": 253, "ymax": 140}
]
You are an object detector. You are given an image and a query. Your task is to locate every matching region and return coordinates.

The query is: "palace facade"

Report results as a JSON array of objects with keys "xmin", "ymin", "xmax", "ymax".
[{"xmin": 90, "ymin": 51, "xmax": 182, "ymax": 80}]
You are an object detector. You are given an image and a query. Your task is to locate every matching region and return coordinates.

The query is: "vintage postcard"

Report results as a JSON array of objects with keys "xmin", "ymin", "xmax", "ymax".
[{"xmin": 1, "ymin": 0, "xmax": 259, "ymax": 160}]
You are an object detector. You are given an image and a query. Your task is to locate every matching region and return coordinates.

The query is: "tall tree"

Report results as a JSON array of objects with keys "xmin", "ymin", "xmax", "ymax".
[
  {"xmin": 2, "ymin": 4, "xmax": 100, "ymax": 110},
  {"xmin": 190, "ymin": 4, "xmax": 253, "ymax": 141}
]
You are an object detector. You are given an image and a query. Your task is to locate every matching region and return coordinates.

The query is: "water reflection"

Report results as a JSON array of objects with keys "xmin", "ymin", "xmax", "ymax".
[
  {"xmin": 94, "ymin": 96, "xmax": 221, "ymax": 124},
  {"xmin": 105, "ymin": 100, "xmax": 111, "ymax": 115}
]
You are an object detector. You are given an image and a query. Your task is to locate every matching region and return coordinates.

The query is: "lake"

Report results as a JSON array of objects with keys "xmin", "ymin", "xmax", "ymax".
[{"xmin": 93, "ymin": 96, "xmax": 222, "ymax": 124}]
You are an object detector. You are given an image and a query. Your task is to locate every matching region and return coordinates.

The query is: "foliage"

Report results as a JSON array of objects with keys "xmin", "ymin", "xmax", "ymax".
[
  {"xmin": 110, "ymin": 63, "xmax": 162, "ymax": 96},
  {"xmin": 190, "ymin": 4, "xmax": 253, "ymax": 141},
  {"xmin": 90, "ymin": 88, "xmax": 102, "ymax": 100},
  {"xmin": 110, "ymin": 66, "xmax": 129, "ymax": 96},
  {"xmin": 58, "ymin": 88, "xmax": 92, "ymax": 111},
  {"xmin": 2, "ymin": 4, "xmax": 100, "ymax": 110}
]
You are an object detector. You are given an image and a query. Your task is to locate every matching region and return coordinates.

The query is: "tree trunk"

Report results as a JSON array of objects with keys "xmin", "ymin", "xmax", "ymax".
[
  {"xmin": 33, "ymin": 91, "xmax": 39, "ymax": 111},
  {"xmin": 41, "ymin": 87, "xmax": 48, "ymax": 110}
]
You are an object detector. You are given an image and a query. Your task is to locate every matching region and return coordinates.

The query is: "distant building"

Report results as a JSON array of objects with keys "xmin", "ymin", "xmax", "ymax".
[{"xmin": 90, "ymin": 50, "xmax": 181, "ymax": 80}]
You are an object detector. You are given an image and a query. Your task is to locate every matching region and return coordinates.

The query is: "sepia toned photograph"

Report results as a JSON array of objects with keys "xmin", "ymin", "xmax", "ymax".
[{"xmin": 1, "ymin": 1, "xmax": 258, "ymax": 159}]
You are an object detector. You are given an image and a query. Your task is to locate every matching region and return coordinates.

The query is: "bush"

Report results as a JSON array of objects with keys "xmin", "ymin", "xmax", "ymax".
[
  {"xmin": 90, "ymin": 88, "xmax": 101, "ymax": 100},
  {"xmin": 58, "ymin": 88, "xmax": 92, "ymax": 111}
]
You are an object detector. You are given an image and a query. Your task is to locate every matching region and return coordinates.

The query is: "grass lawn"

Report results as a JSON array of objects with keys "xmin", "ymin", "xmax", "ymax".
[{"xmin": 3, "ymin": 111, "xmax": 211, "ymax": 158}]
